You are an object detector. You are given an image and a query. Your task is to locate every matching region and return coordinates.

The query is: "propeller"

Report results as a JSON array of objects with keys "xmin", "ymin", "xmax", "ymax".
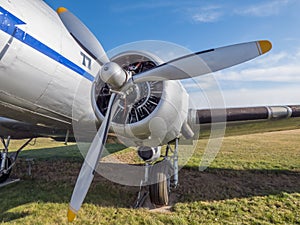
[
  {"xmin": 57, "ymin": 7, "xmax": 109, "ymax": 65},
  {"xmin": 131, "ymin": 40, "xmax": 272, "ymax": 83},
  {"xmin": 57, "ymin": 7, "xmax": 272, "ymax": 222},
  {"xmin": 67, "ymin": 93, "xmax": 118, "ymax": 222}
]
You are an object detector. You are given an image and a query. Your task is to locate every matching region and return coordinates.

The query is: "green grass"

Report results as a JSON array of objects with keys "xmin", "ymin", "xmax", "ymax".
[{"xmin": 1, "ymin": 129, "xmax": 300, "ymax": 225}]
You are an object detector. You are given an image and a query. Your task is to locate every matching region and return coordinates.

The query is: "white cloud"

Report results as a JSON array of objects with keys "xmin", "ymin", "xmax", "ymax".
[
  {"xmin": 235, "ymin": 0, "xmax": 291, "ymax": 17},
  {"xmin": 192, "ymin": 12, "xmax": 222, "ymax": 23},
  {"xmin": 217, "ymin": 65, "xmax": 300, "ymax": 83},
  {"xmin": 184, "ymin": 50, "xmax": 300, "ymax": 108},
  {"xmin": 182, "ymin": 75, "xmax": 222, "ymax": 91},
  {"xmin": 189, "ymin": 85, "xmax": 299, "ymax": 108},
  {"xmin": 254, "ymin": 52, "xmax": 289, "ymax": 67},
  {"xmin": 112, "ymin": 1, "xmax": 175, "ymax": 12},
  {"xmin": 112, "ymin": 2, "xmax": 224, "ymax": 24},
  {"xmin": 190, "ymin": 85, "xmax": 300, "ymax": 108},
  {"xmin": 190, "ymin": 5, "xmax": 223, "ymax": 23},
  {"xmin": 217, "ymin": 50, "xmax": 300, "ymax": 83},
  {"xmin": 182, "ymin": 50, "xmax": 300, "ymax": 94},
  {"xmin": 187, "ymin": 0, "xmax": 294, "ymax": 24}
]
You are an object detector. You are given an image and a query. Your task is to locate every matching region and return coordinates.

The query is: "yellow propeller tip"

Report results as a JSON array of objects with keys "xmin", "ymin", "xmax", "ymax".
[
  {"xmin": 67, "ymin": 208, "xmax": 77, "ymax": 222},
  {"xmin": 258, "ymin": 40, "xmax": 272, "ymax": 54},
  {"xmin": 57, "ymin": 7, "xmax": 68, "ymax": 14}
]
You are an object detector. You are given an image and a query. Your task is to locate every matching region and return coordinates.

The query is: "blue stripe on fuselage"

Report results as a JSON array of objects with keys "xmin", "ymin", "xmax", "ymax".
[{"xmin": 0, "ymin": 6, "xmax": 95, "ymax": 82}]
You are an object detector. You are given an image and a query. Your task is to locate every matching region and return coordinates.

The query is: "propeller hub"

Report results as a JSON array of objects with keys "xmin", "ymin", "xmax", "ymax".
[{"xmin": 99, "ymin": 62, "xmax": 128, "ymax": 90}]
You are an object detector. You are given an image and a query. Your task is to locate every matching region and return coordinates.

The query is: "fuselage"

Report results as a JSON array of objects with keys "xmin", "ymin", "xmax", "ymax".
[
  {"xmin": 0, "ymin": 0, "xmax": 190, "ymax": 146},
  {"xmin": 0, "ymin": 0, "xmax": 97, "ymax": 129}
]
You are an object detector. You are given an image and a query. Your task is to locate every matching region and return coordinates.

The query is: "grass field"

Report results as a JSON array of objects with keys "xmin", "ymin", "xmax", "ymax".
[{"xmin": 0, "ymin": 129, "xmax": 300, "ymax": 225}]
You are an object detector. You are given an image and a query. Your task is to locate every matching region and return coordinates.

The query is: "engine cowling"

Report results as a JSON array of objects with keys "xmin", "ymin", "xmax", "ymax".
[{"xmin": 91, "ymin": 51, "xmax": 190, "ymax": 147}]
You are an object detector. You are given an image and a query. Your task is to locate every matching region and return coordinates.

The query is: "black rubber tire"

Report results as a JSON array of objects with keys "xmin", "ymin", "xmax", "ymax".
[
  {"xmin": 0, "ymin": 157, "xmax": 12, "ymax": 183},
  {"xmin": 149, "ymin": 160, "xmax": 173, "ymax": 206}
]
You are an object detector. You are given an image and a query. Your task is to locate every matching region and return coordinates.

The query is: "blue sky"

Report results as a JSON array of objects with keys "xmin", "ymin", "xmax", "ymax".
[{"xmin": 45, "ymin": 0, "xmax": 300, "ymax": 107}]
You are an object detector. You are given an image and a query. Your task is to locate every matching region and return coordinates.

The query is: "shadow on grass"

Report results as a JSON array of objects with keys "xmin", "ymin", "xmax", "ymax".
[
  {"xmin": 1, "ymin": 144, "xmax": 300, "ymax": 222},
  {"xmin": 176, "ymin": 167, "xmax": 300, "ymax": 203},
  {"xmin": 18, "ymin": 143, "xmax": 126, "ymax": 161},
  {"xmin": 0, "ymin": 173, "xmax": 136, "ymax": 222},
  {"xmin": 0, "ymin": 212, "xmax": 30, "ymax": 223}
]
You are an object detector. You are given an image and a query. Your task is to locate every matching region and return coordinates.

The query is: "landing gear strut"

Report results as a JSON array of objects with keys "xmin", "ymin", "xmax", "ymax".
[
  {"xmin": 0, "ymin": 136, "xmax": 33, "ymax": 184},
  {"xmin": 134, "ymin": 138, "xmax": 179, "ymax": 208}
]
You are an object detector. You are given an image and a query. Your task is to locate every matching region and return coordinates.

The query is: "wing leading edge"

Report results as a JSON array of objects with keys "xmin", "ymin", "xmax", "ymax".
[
  {"xmin": 195, "ymin": 105, "xmax": 300, "ymax": 124},
  {"xmin": 192, "ymin": 105, "xmax": 300, "ymax": 137}
]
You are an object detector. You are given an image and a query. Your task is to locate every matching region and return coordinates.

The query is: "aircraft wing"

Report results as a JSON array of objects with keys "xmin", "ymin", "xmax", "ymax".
[
  {"xmin": 193, "ymin": 105, "xmax": 300, "ymax": 137},
  {"xmin": 0, "ymin": 117, "xmax": 71, "ymax": 140}
]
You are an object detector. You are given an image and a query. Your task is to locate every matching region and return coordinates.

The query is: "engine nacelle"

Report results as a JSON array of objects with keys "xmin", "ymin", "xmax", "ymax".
[
  {"xmin": 137, "ymin": 146, "xmax": 161, "ymax": 162},
  {"xmin": 92, "ymin": 51, "xmax": 190, "ymax": 147}
]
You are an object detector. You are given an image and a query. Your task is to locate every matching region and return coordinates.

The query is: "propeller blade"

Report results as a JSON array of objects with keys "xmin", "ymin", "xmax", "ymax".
[
  {"xmin": 67, "ymin": 93, "xmax": 118, "ymax": 222},
  {"xmin": 57, "ymin": 7, "xmax": 109, "ymax": 65},
  {"xmin": 131, "ymin": 40, "xmax": 272, "ymax": 83}
]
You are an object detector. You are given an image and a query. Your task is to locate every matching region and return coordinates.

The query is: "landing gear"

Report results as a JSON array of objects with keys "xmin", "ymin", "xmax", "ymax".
[
  {"xmin": 149, "ymin": 159, "xmax": 172, "ymax": 206},
  {"xmin": 0, "ymin": 156, "xmax": 12, "ymax": 183},
  {"xmin": 0, "ymin": 136, "xmax": 33, "ymax": 185},
  {"xmin": 134, "ymin": 138, "xmax": 179, "ymax": 208}
]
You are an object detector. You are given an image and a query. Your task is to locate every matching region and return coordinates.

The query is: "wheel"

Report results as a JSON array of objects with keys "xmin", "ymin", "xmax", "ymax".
[
  {"xmin": 0, "ymin": 156, "xmax": 12, "ymax": 183},
  {"xmin": 149, "ymin": 160, "xmax": 173, "ymax": 206}
]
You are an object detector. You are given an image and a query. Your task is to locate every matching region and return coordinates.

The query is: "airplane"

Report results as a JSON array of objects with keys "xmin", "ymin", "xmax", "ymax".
[{"xmin": 0, "ymin": 0, "xmax": 299, "ymax": 222}]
